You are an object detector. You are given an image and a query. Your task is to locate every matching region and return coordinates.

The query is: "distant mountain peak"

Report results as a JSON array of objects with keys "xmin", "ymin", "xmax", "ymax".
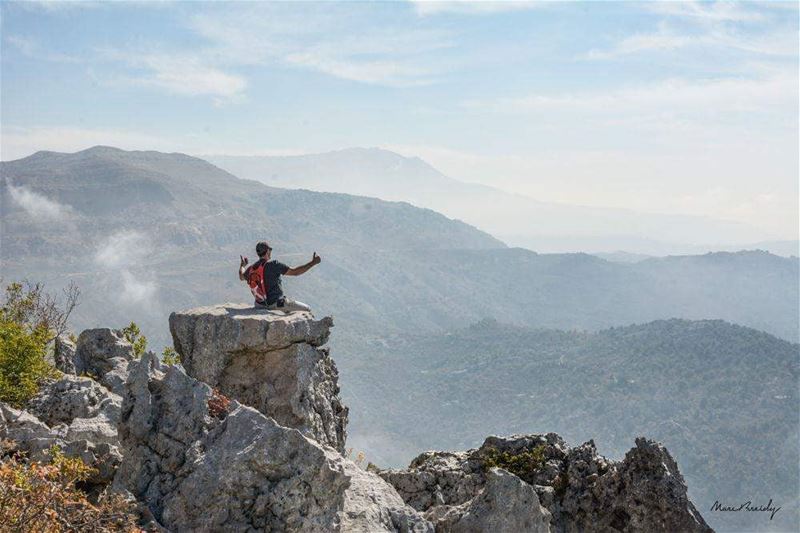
[{"xmin": 79, "ymin": 145, "xmax": 126, "ymax": 155}]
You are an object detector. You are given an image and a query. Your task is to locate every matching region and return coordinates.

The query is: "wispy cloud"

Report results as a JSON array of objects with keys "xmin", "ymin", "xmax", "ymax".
[
  {"xmin": 6, "ymin": 184, "xmax": 72, "ymax": 220},
  {"xmin": 409, "ymin": 0, "xmax": 543, "ymax": 17},
  {"xmin": 185, "ymin": 4, "xmax": 454, "ymax": 88},
  {"xmin": 94, "ymin": 230, "xmax": 158, "ymax": 310},
  {"xmin": 80, "ymin": 3, "xmax": 454, "ymax": 99},
  {"xmin": 644, "ymin": 1, "xmax": 767, "ymax": 23},
  {"xmin": 96, "ymin": 48, "xmax": 247, "ymax": 102},
  {"xmin": 586, "ymin": 1, "xmax": 797, "ymax": 60},
  {"xmin": 5, "ymin": 34, "xmax": 82, "ymax": 63}
]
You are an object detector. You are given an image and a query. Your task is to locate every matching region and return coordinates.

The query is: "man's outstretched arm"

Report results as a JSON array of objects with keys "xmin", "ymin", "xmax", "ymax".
[{"xmin": 285, "ymin": 252, "xmax": 321, "ymax": 276}]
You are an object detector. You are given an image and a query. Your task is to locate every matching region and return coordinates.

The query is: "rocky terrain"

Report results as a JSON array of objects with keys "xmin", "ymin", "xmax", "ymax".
[
  {"xmin": 1, "ymin": 305, "xmax": 715, "ymax": 531},
  {"xmin": 379, "ymin": 434, "xmax": 711, "ymax": 533}
]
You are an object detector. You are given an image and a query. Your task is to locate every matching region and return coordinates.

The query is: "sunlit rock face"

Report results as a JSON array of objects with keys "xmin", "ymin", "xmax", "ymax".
[
  {"xmin": 169, "ymin": 303, "xmax": 348, "ymax": 453},
  {"xmin": 112, "ymin": 354, "xmax": 432, "ymax": 532}
]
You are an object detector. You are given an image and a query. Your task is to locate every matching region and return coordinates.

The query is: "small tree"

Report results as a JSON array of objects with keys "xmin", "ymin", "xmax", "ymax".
[
  {"xmin": 120, "ymin": 322, "xmax": 147, "ymax": 358},
  {"xmin": 1, "ymin": 281, "xmax": 79, "ymax": 343},
  {"xmin": 0, "ymin": 281, "xmax": 79, "ymax": 406},
  {"xmin": 161, "ymin": 346, "xmax": 181, "ymax": 366}
]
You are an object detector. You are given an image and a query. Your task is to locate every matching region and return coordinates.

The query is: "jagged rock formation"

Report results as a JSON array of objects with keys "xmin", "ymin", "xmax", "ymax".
[
  {"xmin": 113, "ymin": 353, "xmax": 432, "ymax": 532},
  {"xmin": 1, "ymin": 377, "xmax": 124, "ymax": 489},
  {"xmin": 1, "ymin": 328, "xmax": 136, "ymax": 491},
  {"xmin": 379, "ymin": 434, "xmax": 713, "ymax": 533},
  {"xmin": 169, "ymin": 304, "xmax": 348, "ymax": 452}
]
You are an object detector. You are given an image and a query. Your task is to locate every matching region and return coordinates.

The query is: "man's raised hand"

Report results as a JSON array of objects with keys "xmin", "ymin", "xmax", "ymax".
[
  {"xmin": 312, "ymin": 252, "xmax": 321, "ymax": 265},
  {"xmin": 240, "ymin": 255, "xmax": 249, "ymax": 268}
]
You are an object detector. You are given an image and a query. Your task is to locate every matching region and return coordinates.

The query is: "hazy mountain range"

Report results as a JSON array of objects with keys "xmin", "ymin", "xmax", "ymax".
[
  {"xmin": 207, "ymin": 148, "xmax": 796, "ymax": 256},
  {"xmin": 3, "ymin": 147, "xmax": 797, "ymax": 350},
  {"xmin": 2, "ymin": 146, "xmax": 798, "ymax": 531}
]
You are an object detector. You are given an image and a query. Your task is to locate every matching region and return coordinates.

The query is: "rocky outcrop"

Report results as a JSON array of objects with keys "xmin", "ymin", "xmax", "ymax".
[
  {"xmin": 169, "ymin": 303, "xmax": 348, "ymax": 452},
  {"xmin": 1, "ymin": 330, "xmax": 137, "ymax": 491},
  {"xmin": 0, "ymin": 377, "xmax": 122, "ymax": 489},
  {"xmin": 113, "ymin": 353, "xmax": 432, "ymax": 532},
  {"xmin": 28, "ymin": 374, "xmax": 122, "ymax": 446},
  {"xmin": 77, "ymin": 328, "xmax": 136, "ymax": 395},
  {"xmin": 380, "ymin": 434, "xmax": 712, "ymax": 533},
  {"xmin": 56, "ymin": 328, "xmax": 136, "ymax": 396}
]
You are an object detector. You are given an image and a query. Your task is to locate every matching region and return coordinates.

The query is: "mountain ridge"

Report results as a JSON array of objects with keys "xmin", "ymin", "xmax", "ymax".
[{"xmin": 206, "ymin": 147, "xmax": 781, "ymax": 254}]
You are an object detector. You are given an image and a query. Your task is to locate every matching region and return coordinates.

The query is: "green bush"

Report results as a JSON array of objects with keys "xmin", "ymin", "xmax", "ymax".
[
  {"xmin": 0, "ymin": 318, "xmax": 57, "ymax": 407},
  {"xmin": 161, "ymin": 346, "xmax": 181, "ymax": 366},
  {"xmin": 120, "ymin": 322, "xmax": 147, "ymax": 358},
  {"xmin": 0, "ymin": 281, "xmax": 75, "ymax": 407},
  {"xmin": 479, "ymin": 444, "xmax": 547, "ymax": 485}
]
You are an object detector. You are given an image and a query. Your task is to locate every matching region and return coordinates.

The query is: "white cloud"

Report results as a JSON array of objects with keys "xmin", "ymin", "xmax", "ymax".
[
  {"xmin": 139, "ymin": 54, "xmax": 246, "ymax": 98},
  {"xmin": 184, "ymin": 4, "xmax": 453, "ymax": 87},
  {"xmin": 94, "ymin": 230, "xmax": 150, "ymax": 268},
  {"xmin": 95, "ymin": 230, "xmax": 158, "ymax": 309},
  {"xmin": 645, "ymin": 1, "xmax": 767, "ymax": 23},
  {"xmin": 6, "ymin": 184, "xmax": 72, "ymax": 220},
  {"xmin": 587, "ymin": 1, "xmax": 797, "ymax": 60},
  {"xmin": 119, "ymin": 271, "xmax": 158, "ymax": 306},
  {"xmin": 5, "ymin": 34, "xmax": 82, "ymax": 63},
  {"xmin": 95, "ymin": 48, "xmax": 247, "ymax": 101},
  {"xmin": 586, "ymin": 24, "xmax": 798, "ymax": 59},
  {"xmin": 409, "ymin": 0, "xmax": 542, "ymax": 17}
]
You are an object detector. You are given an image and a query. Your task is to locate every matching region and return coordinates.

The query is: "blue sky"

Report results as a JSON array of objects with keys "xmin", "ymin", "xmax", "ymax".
[{"xmin": 1, "ymin": 1, "xmax": 798, "ymax": 238}]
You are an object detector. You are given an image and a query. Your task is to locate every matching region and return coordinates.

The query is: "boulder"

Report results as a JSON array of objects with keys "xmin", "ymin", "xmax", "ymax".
[
  {"xmin": 113, "ymin": 354, "xmax": 432, "ymax": 533},
  {"xmin": 380, "ymin": 434, "xmax": 712, "ymax": 533},
  {"xmin": 76, "ymin": 328, "xmax": 136, "ymax": 396},
  {"xmin": 28, "ymin": 373, "xmax": 121, "ymax": 429},
  {"xmin": 169, "ymin": 303, "xmax": 347, "ymax": 452},
  {"xmin": 431, "ymin": 468, "xmax": 552, "ymax": 533}
]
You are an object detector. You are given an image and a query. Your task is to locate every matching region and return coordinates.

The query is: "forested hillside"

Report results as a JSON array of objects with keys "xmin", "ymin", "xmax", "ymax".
[{"xmin": 340, "ymin": 319, "xmax": 799, "ymax": 533}]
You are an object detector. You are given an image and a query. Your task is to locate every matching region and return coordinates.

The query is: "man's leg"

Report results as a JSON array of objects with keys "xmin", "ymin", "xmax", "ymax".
[
  {"xmin": 281, "ymin": 298, "xmax": 312, "ymax": 313},
  {"xmin": 267, "ymin": 298, "xmax": 312, "ymax": 313}
]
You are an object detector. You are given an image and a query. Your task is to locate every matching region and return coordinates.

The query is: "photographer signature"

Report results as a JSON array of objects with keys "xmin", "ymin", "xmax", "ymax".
[{"xmin": 710, "ymin": 499, "xmax": 781, "ymax": 520}]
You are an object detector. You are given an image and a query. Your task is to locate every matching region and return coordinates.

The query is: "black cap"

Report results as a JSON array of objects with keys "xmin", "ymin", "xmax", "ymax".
[{"xmin": 256, "ymin": 241, "xmax": 271, "ymax": 257}]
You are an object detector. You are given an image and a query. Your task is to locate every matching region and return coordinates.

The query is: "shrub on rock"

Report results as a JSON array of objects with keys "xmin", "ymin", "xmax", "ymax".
[{"xmin": 0, "ymin": 445, "xmax": 139, "ymax": 532}]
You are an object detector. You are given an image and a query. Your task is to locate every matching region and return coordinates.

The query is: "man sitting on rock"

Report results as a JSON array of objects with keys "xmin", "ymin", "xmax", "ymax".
[{"xmin": 238, "ymin": 241, "xmax": 320, "ymax": 313}]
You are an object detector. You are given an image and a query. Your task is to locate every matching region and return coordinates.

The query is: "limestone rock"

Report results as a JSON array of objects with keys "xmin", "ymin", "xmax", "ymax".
[
  {"xmin": 169, "ymin": 303, "xmax": 347, "ymax": 452},
  {"xmin": 0, "ymin": 401, "xmax": 122, "ymax": 488},
  {"xmin": 113, "ymin": 354, "xmax": 432, "ymax": 532},
  {"xmin": 73, "ymin": 328, "xmax": 136, "ymax": 396},
  {"xmin": 559, "ymin": 437, "xmax": 714, "ymax": 533},
  {"xmin": 0, "ymin": 367, "xmax": 126, "ymax": 491},
  {"xmin": 28, "ymin": 374, "xmax": 121, "ymax": 429},
  {"xmin": 380, "ymin": 434, "xmax": 712, "ymax": 533},
  {"xmin": 54, "ymin": 333, "xmax": 78, "ymax": 374}
]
